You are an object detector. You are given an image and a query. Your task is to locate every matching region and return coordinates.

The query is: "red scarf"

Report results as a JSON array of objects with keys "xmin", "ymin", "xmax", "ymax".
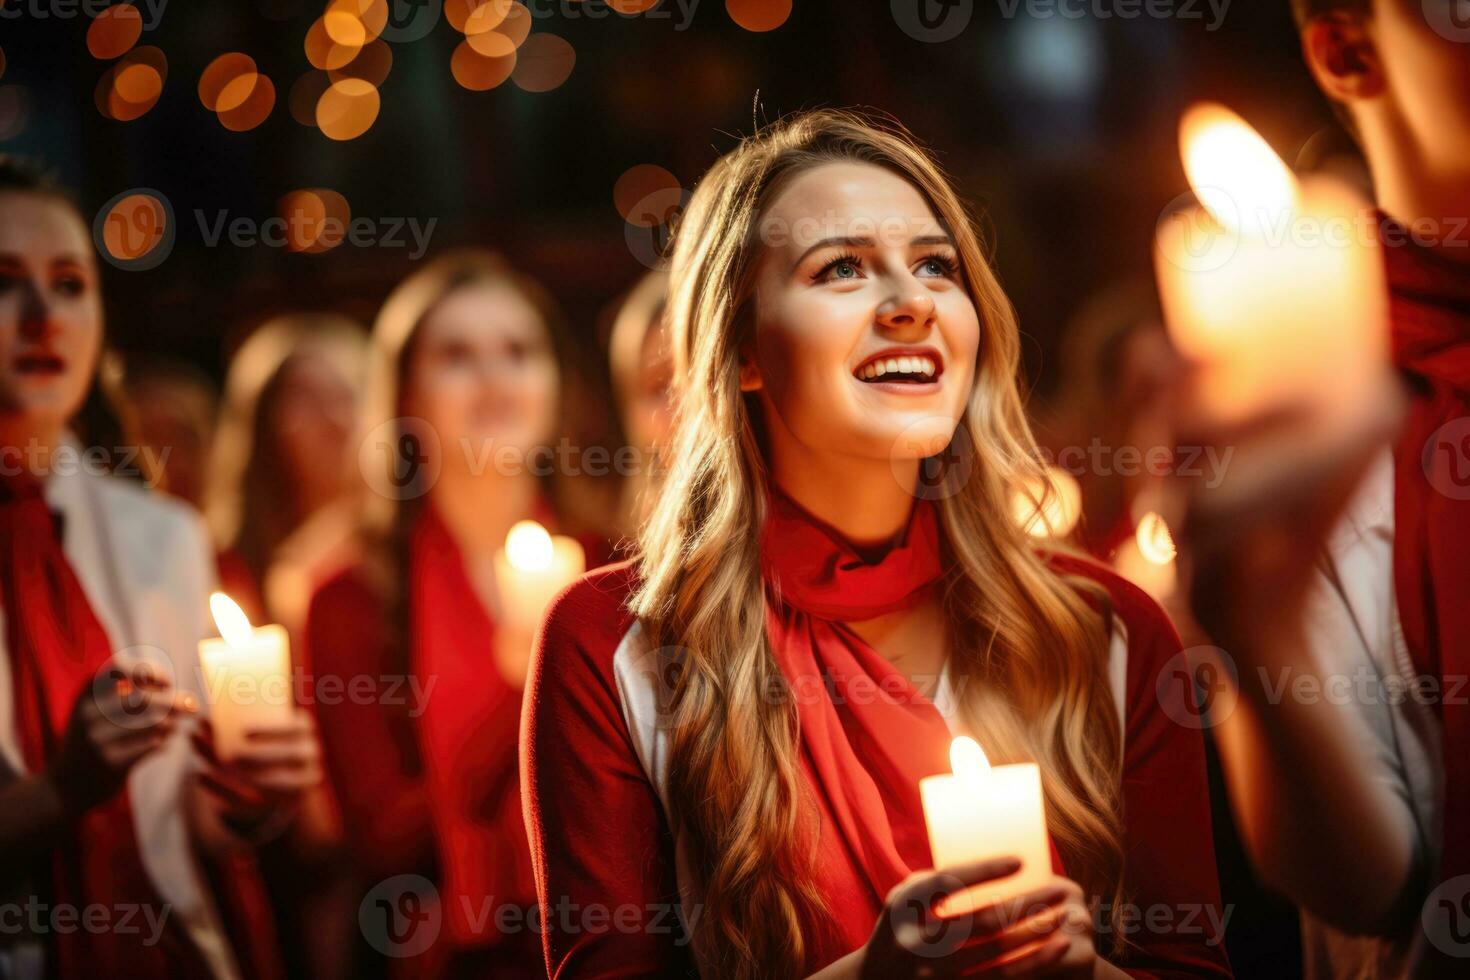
[
  {"xmin": 0, "ymin": 471, "xmax": 211, "ymax": 979},
  {"xmin": 410, "ymin": 505, "xmax": 539, "ymax": 966},
  {"xmin": 759, "ymin": 489, "xmax": 1063, "ymax": 969},
  {"xmin": 1384, "ymin": 216, "xmax": 1470, "ymax": 892}
]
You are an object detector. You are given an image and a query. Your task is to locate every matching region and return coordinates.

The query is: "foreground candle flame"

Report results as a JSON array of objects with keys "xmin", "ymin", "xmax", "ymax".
[
  {"xmin": 210, "ymin": 591, "xmax": 255, "ymax": 649},
  {"xmin": 1136, "ymin": 512, "xmax": 1177, "ymax": 566},
  {"xmin": 1180, "ymin": 102, "xmax": 1298, "ymax": 234},
  {"xmin": 505, "ymin": 519, "xmax": 555, "ymax": 573},
  {"xmin": 951, "ymin": 736, "xmax": 991, "ymax": 779}
]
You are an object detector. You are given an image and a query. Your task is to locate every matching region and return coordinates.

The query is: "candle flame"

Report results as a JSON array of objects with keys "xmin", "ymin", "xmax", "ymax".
[
  {"xmin": 210, "ymin": 591, "xmax": 255, "ymax": 648},
  {"xmin": 951, "ymin": 736, "xmax": 990, "ymax": 779},
  {"xmin": 1180, "ymin": 102, "xmax": 1298, "ymax": 234},
  {"xmin": 1136, "ymin": 512, "xmax": 1177, "ymax": 566},
  {"xmin": 505, "ymin": 520, "xmax": 555, "ymax": 573}
]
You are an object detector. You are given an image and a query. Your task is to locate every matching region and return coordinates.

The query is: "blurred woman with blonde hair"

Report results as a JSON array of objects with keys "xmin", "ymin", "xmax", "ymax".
[
  {"xmin": 305, "ymin": 249, "xmax": 605, "ymax": 978},
  {"xmin": 206, "ymin": 315, "xmax": 366, "ymax": 625}
]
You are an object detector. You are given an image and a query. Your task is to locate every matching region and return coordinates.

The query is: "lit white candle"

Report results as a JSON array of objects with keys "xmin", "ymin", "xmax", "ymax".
[
  {"xmin": 920, "ymin": 736, "xmax": 1051, "ymax": 916},
  {"xmin": 1154, "ymin": 102, "xmax": 1387, "ymax": 430},
  {"xmin": 198, "ymin": 592, "xmax": 294, "ymax": 761},
  {"xmin": 492, "ymin": 519, "xmax": 586, "ymax": 633}
]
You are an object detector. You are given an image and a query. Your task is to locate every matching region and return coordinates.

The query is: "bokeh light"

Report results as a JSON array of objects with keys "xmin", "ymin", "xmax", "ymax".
[
  {"xmin": 96, "ymin": 46, "xmax": 167, "ymax": 121},
  {"xmin": 614, "ymin": 164, "xmax": 680, "ymax": 225},
  {"xmin": 199, "ymin": 53, "xmax": 258, "ymax": 111},
  {"xmin": 87, "ymin": 4, "xmax": 144, "ymax": 60},
  {"xmin": 279, "ymin": 188, "xmax": 351, "ymax": 253},
  {"xmin": 316, "ymin": 78, "xmax": 380, "ymax": 140},
  {"xmin": 327, "ymin": 0, "xmax": 389, "ymax": 39},
  {"xmin": 217, "ymin": 74, "xmax": 276, "ymax": 131},
  {"xmin": 451, "ymin": 41, "xmax": 516, "ymax": 91},
  {"xmin": 511, "ymin": 34, "xmax": 575, "ymax": 93},
  {"xmin": 726, "ymin": 0, "xmax": 792, "ymax": 32},
  {"xmin": 447, "ymin": 0, "xmax": 510, "ymax": 34},
  {"xmin": 465, "ymin": 2, "xmax": 529, "ymax": 56},
  {"xmin": 289, "ymin": 71, "xmax": 332, "ymax": 127},
  {"xmin": 329, "ymin": 38, "xmax": 393, "ymax": 87},
  {"xmin": 306, "ymin": 15, "xmax": 365, "ymax": 71},
  {"xmin": 607, "ymin": 0, "xmax": 660, "ymax": 12}
]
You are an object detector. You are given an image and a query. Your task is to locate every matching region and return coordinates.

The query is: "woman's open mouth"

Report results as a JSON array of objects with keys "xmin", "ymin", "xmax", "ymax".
[
  {"xmin": 852, "ymin": 347, "xmax": 944, "ymax": 391},
  {"xmin": 14, "ymin": 352, "xmax": 67, "ymax": 377}
]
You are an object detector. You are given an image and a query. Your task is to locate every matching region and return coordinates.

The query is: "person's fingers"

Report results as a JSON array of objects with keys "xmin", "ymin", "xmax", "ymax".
[
  {"xmin": 196, "ymin": 767, "xmax": 267, "ymax": 810},
  {"xmin": 227, "ymin": 742, "xmax": 317, "ymax": 769},
  {"xmin": 246, "ymin": 766, "xmax": 323, "ymax": 795},
  {"xmin": 957, "ymin": 901, "xmax": 1068, "ymax": 964},
  {"xmin": 241, "ymin": 713, "xmax": 313, "ymax": 742},
  {"xmin": 963, "ymin": 934, "xmax": 1069, "ymax": 978},
  {"xmin": 964, "ymin": 882, "xmax": 1071, "ymax": 937}
]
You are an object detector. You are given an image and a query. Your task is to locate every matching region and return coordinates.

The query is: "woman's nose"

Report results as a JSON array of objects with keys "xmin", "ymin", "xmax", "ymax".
[
  {"xmin": 875, "ymin": 281, "xmax": 937, "ymax": 336},
  {"xmin": 18, "ymin": 279, "xmax": 53, "ymax": 341}
]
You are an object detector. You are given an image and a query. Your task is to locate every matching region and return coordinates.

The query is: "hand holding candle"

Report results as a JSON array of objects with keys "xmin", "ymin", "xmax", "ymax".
[
  {"xmin": 1154, "ymin": 103, "xmax": 1389, "ymax": 436},
  {"xmin": 197, "ymin": 592, "xmax": 294, "ymax": 762},
  {"xmin": 493, "ymin": 519, "xmax": 586, "ymax": 633},
  {"xmin": 920, "ymin": 736, "xmax": 1052, "ymax": 916}
]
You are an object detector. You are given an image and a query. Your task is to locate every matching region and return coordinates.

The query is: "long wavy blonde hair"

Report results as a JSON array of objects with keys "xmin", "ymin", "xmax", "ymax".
[{"xmin": 631, "ymin": 109, "xmax": 1125, "ymax": 977}]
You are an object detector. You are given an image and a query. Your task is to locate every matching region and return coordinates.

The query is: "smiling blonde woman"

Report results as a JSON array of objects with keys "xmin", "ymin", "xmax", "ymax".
[{"xmin": 522, "ymin": 111, "xmax": 1231, "ymax": 979}]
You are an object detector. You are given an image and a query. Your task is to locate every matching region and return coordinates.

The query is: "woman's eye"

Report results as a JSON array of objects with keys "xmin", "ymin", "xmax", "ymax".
[
  {"xmin": 814, "ymin": 255, "xmax": 863, "ymax": 283},
  {"xmin": 54, "ymin": 275, "xmax": 87, "ymax": 297},
  {"xmin": 917, "ymin": 255, "xmax": 956, "ymax": 278}
]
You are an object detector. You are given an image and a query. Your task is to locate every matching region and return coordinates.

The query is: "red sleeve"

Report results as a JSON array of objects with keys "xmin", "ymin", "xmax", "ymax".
[
  {"xmin": 1108, "ymin": 574, "xmax": 1234, "ymax": 979},
  {"xmin": 302, "ymin": 567, "xmax": 436, "ymax": 879},
  {"xmin": 520, "ymin": 563, "xmax": 696, "ymax": 979}
]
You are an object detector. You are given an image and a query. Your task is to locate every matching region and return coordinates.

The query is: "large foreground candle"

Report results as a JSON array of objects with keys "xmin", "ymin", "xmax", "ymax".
[
  {"xmin": 493, "ymin": 519, "xmax": 586, "ymax": 632},
  {"xmin": 1154, "ymin": 103, "xmax": 1387, "ymax": 430},
  {"xmin": 920, "ymin": 736, "xmax": 1051, "ymax": 916},
  {"xmin": 198, "ymin": 592, "xmax": 293, "ymax": 761}
]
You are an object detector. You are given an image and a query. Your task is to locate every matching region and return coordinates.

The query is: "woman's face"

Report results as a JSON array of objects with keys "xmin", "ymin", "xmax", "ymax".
[
  {"xmin": 745, "ymin": 161, "xmax": 981, "ymax": 472},
  {"xmin": 269, "ymin": 350, "xmax": 359, "ymax": 515},
  {"xmin": 626, "ymin": 319, "xmax": 674, "ymax": 453},
  {"xmin": 0, "ymin": 193, "xmax": 103, "ymax": 440},
  {"xmin": 403, "ymin": 282, "xmax": 560, "ymax": 474}
]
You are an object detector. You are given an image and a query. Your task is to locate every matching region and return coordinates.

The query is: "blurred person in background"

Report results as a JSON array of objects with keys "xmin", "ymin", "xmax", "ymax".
[
  {"xmin": 1174, "ymin": 1, "xmax": 1470, "ymax": 977},
  {"xmin": 0, "ymin": 155, "xmax": 321, "ymax": 980},
  {"xmin": 204, "ymin": 315, "xmax": 365, "ymax": 627},
  {"xmin": 122, "ymin": 357, "xmax": 219, "ymax": 510},
  {"xmin": 605, "ymin": 268, "xmax": 671, "ymax": 538},
  {"xmin": 304, "ymin": 250, "xmax": 607, "ymax": 979}
]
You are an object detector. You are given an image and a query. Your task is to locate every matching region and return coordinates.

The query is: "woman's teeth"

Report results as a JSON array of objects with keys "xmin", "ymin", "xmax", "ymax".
[{"xmin": 858, "ymin": 355, "xmax": 938, "ymax": 381}]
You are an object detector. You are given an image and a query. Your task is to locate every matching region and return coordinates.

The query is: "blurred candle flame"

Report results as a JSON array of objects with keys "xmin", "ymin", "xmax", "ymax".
[
  {"xmin": 1180, "ymin": 103, "xmax": 1298, "ymax": 234},
  {"xmin": 951, "ymin": 736, "xmax": 991, "ymax": 779},
  {"xmin": 1136, "ymin": 512, "xmax": 1177, "ymax": 566},
  {"xmin": 505, "ymin": 520, "xmax": 555, "ymax": 573},
  {"xmin": 210, "ymin": 592, "xmax": 255, "ymax": 649}
]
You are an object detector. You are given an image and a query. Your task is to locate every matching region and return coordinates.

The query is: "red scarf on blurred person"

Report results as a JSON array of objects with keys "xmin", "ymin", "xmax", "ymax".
[
  {"xmin": 759, "ymin": 488, "xmax": 1064, "ymax": 967},
  {"xmin": 1385, "ymin": 216, "xmax": 1470, "ymax": 892},
  {"xmin": 0, "ymin": 470, "xmax": 212, "ymax": 979}
]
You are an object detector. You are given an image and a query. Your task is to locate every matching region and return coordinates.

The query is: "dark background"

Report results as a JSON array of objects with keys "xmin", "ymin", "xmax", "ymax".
[{"xmin": 1, "ymin": 1, "xmax": 1340, "ymax": 973}]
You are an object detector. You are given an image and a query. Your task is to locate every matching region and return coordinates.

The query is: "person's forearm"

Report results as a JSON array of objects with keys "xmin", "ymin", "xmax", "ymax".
[
  {"xmin": 806, "ymin": 948, "xmax": 861, "ymax": 979},
  {"xmin": 1212, "ymin": 625, "xmax": 1420, "ymax": 935},
  {"xmin": 0, "ymin": 773, "xmax": 66, "ymax": 883}
]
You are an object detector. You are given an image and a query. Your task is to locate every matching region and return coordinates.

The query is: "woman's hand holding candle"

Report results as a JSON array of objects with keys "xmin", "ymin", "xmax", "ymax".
[
  {"xmin": 192, "ymin": 592, "xmax": 322, "ymax": 843},
  {"xmin": 840, "ymin": 862, "xmax": 1095, "ymax": 979}
]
